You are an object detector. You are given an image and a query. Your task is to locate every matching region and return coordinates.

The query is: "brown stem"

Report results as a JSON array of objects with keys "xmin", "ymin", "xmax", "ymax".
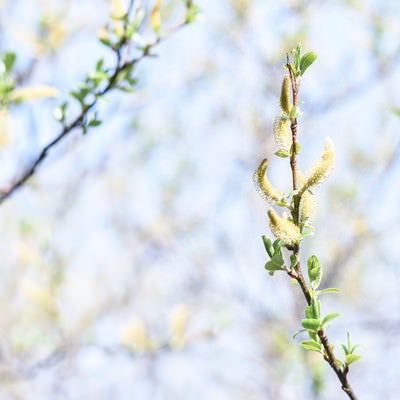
[{"xmin": 318, "ymin": 331, "xmax": 358, "ymax": 400}]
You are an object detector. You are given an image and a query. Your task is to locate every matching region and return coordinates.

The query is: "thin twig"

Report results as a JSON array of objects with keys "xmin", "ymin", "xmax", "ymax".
[{"xmin": 0, "ymin": 11, "xmax": 189, "ymax": 205}]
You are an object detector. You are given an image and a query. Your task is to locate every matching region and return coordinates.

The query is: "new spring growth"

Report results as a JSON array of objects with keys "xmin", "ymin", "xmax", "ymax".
[
  {"xmin": 280, "ymin": 75, "xmax": 291, "ymax": 115},
  {"xmin": 273, "ymin": 117, "xmax": 292, "ymax": 154},
  {"xmin": 298, "ymin": 171, "xmax": 318, "ymax": 223},
  {"xmin": 273, "ymin": 75, "xmax": 292, "ymax": 154},
  {"xmin": 299, "ymin": 138, "xmax": 336, "ymax": 196},
  {"xmin": 267, "ymin": 209, "xmax": 302, "ymax": 246},
  {"xmin": 254, "ymin": 159, "xmax": 284, "ymax": 203}
]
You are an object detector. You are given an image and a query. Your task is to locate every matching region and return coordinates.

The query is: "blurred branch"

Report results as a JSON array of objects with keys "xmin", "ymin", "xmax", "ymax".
[{"xmin": 0, "ymin": 3, "xmax": 196, "ymax": 205}]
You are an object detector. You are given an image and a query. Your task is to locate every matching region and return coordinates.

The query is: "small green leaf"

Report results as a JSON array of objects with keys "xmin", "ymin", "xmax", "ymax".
[
  {"xmin": 309, "ymin": 331, "xmax": 318, "ymax": 342},
  {"xmin": 70, "ymin": 90, "xmax": 86, "ymax": 104},
  {"xmin": 264, "ymin": 260, "xmax": 285, "ymax": 275},
  {"xmin": 310, "ymin": 298, "xmax": 321, "ymax": 319},
  {"xmin": 293, "ymin": 328, "xmax": 308, "ymax": 338},
  {"xmin": 274, "ymin": 149, "xmax": 289, "ymax": 158},
  {"xmin": 300, "ymin": 52, "xmax": 318, "ymax": 75},
  {"xmin": 317, "ymin": 288, "xmax": 339, "ymax": 296},
  {"xmin": 321, "ymin": 312, "xmax": 341, "ymax": 328},
  {"xmin": 308, "ymin": 255, "xmax": 322, "ymax": 289},
  {"xmin": 290, "ymin": 142, "xmax": 301, "ymax": 156},
  {"xmin": 345, "ymin": 354, "xmax": 361, "ymax": 365},
  {"xmin": 301, "ymin": 340, "xmax": 322, "ymax": 352},
  {"xmin": 53, "ymin": 102, "xmax": 68, "ymax": 122},
  {"xmin": 301, "ymin": 318, "xmax": 321, "ymax": 330},
  {"xmin": 272, "ymin": 240, "xmax": 283, "ymax": 252},
  {"xmin": 305, "ymin": 304, "xmax": 314, "ymax": 319},
  {"xmin": 275, "ymin": 198, "xmax": 289, "ymax": 207},
  {"xmin": 88, "ymin": 119, "xmax": 101, "ymax": 127},
  {"xmin": 290, "ymin": 254, "xmax": 298, "ymax": 268},
  {"xmin": 185, "ymin": 3, "xmax": 201, "ymax": 24},
  {"xmin": 301, "ymin": 230, "xmax": 314, "ymax": 239},
  {"xmin": 271, "ymin": 250, "xmax": 284, "ymax": 264},
  {"xmin": 3, "ymin": 52, "xmax": 16, "ymax": 73},
  {"xmin": 96, "ymin": 58, "xmax": 104, "ymax": 71},
  {"xmin": 262, "ymin": 236, "xmax": 274, "ymax": 257}
]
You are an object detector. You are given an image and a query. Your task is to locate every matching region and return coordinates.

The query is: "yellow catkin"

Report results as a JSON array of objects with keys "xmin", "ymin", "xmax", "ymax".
[
  {"xmin": 120, "ymin": 318, "xmax": 148, "ymax": 352},
  {"xmin": 273, "ymin": 116, "xmax": 292, "ymax": 152},
  {"xmin": 298, "ymin": 172, "xmax": 318, "ymax": 223},
  {"xmin": 280, "ymin": 74, "xmax": 292, "ymax": 114},
  {"xmin": 301, "ymin": 138, "xmax": 335, "ymax": 193},
  {"xmin": 169, "ymin": 304, "xmax": 189, "ymax": 349},
  {"xmin": 254, "ymin": 159, "xmax": 284, "ymax": 203},
  {"xmin": 268, "ymin": 209, "xmax": 302, "ymax": 246}
]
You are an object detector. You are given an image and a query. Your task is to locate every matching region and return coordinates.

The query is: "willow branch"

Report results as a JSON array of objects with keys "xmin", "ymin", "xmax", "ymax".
[
  {"xmin": 285, "ymin": 57, "xmax": 358, "ymax": 400},
  {"xmin": 0, "ymin": 15, "xmax": 189, "ymax": 205}
]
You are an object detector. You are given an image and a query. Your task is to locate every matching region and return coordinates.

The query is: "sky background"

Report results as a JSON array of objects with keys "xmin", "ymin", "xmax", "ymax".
[{"xmin": 0, "ymin": 0, "xmax": 400, "ymax": 399}]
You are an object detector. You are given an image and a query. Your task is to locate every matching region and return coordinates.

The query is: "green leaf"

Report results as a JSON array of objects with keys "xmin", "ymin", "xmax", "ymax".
[
  {"xmin": 264, "ymin": 260, "xmax": 285, "ymax": 275},
  {"xmin": 301, "ymin": 340, "xmax": 322, "ymax": 352},
  {"xmin": 3, "ymin": 52, "xmax": 16, "ymax": 73},
  {"xmin": 70, "ymin": 90, "xmax": 87, "ymax": 104},
  {"xmin": 293, "ymin": 328, "xmax": 308, "ymax": 338},
  {"xmin": 305, "ymin": 304, "xmax": 314, "ymax": 319},
  {"xmin": 317, "ymin": 288, "xmax": 339, "ymax": 296},
  {"xmin": 301, "ymin": 230, "xmax": 314, "ymax": 239},
  {"xmin": 290, "ymin": 254, "xmax": 298, "ymax": 268},
  {"xmin": 272, "ymin": 240, "xmax": 283, "ymax": 253},
  {"xmin": 88, "ymin": 70, "xmax": 109, "ymax": 85},
  {"xmin": 345, "ymin": 354, "xmax": 361, "ymax": 365},
  {"xmin": 310, "ymin": 298, "xmax": 321, "ymax": 319},
  {"xmin": 300, "ymin": 52, "xmax": 318, "ymax": 75},
  {"xmin": 118, "ymin": 86, "xmax": 135, "ymax": 93},
  {"xmin": 274, "ymin": 149, "xmax": 289, "ymax": 158},
  {"xmin": 301, "ymin": 318, "xmax": 321, "ymax": 330},
  {"xmin": 275, "ymin": 198, "xmax": 289, "ymax": 207},
  {"xmin": 309, "ymin": 331, "xmax": 318, "ymax": 342},
  {"xmin": 185, "ymin": 3, "xmax": 201, "ymax": 24},
  {"xmin": 96, "ymin": 58, "xmax": 104, "ymax": 71},
  {"xmin": 262, "ymin": 236, "xmax": 274, "ymax": 257},
  {"xmin": 321, "ymin": 312, "xmax": 341, "ymax": 328},
  {"xmin": 290, "ymin": 142, "xmax": 301, "ymax": 156},
  {"xmin": 88, "ymin": 119, "xmax": 101, "ymax": 127},
  {"xmin": 292, "ymin": 43, "xmax": 302, "ymax": 72},
  {"xmin": 308, "ymin": 255, "xmax": 322, "ymax": 290},
  {"xmin": 53, "ymin": 102, "xmax": 68, "ymax": 122}
]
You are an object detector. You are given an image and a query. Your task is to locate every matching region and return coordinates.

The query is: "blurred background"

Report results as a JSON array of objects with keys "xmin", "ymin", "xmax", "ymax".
[{"xmin": 0, "ymin": 0, "xmax": 399, "ymax": 399}]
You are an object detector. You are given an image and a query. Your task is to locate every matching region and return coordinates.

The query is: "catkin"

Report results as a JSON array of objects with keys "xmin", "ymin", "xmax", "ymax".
[
  {"xmin": 254, "ymin": 159, "xmax": 284, "ymax": 203},
  {"xmin": 268, "ymin": 209, "xmax": 302, "ymax": 246},
  {"xmin": 273, "ymin": 116, "xmax": 292, "ymax": 152},
  {"xmin": 280, "ymin": 75, "xmax": 292, "ymax": 114},
  {"xmin": 301, "ymin": 138, "xmax": 335, "ymax": 194}
]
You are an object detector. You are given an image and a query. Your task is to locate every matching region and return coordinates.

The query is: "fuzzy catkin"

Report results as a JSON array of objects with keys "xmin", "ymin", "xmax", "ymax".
[
  {"xmin": 298, "ymin": 172, "xmax": 318, "ymax": 223},
  {"xmin": 301, "ymin": 138, "xmax": 335, "ymax": 193},
  {"xmin": 268, "ymin": 209, "xmax": 302, "ymax": 246},
  {"xmin": 273, "ymin": 117, "xmax": 292, "ymax": 152},
  {"xmin": 254, "ymin": 159, "xmax": 284, "ymax": 203},
  {"xmin": 280, "ymin": 75, "xmax": 291, "ymax": 114}
]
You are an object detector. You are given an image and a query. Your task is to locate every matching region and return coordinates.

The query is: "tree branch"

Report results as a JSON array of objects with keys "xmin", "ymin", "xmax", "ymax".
[
  {"xmin": 0, "ymin": 10, "xmax": 189, "ymax": 205},
  {"xmin": 286, "ymin": 55, "xmax": 359, "ymax": 400}
]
